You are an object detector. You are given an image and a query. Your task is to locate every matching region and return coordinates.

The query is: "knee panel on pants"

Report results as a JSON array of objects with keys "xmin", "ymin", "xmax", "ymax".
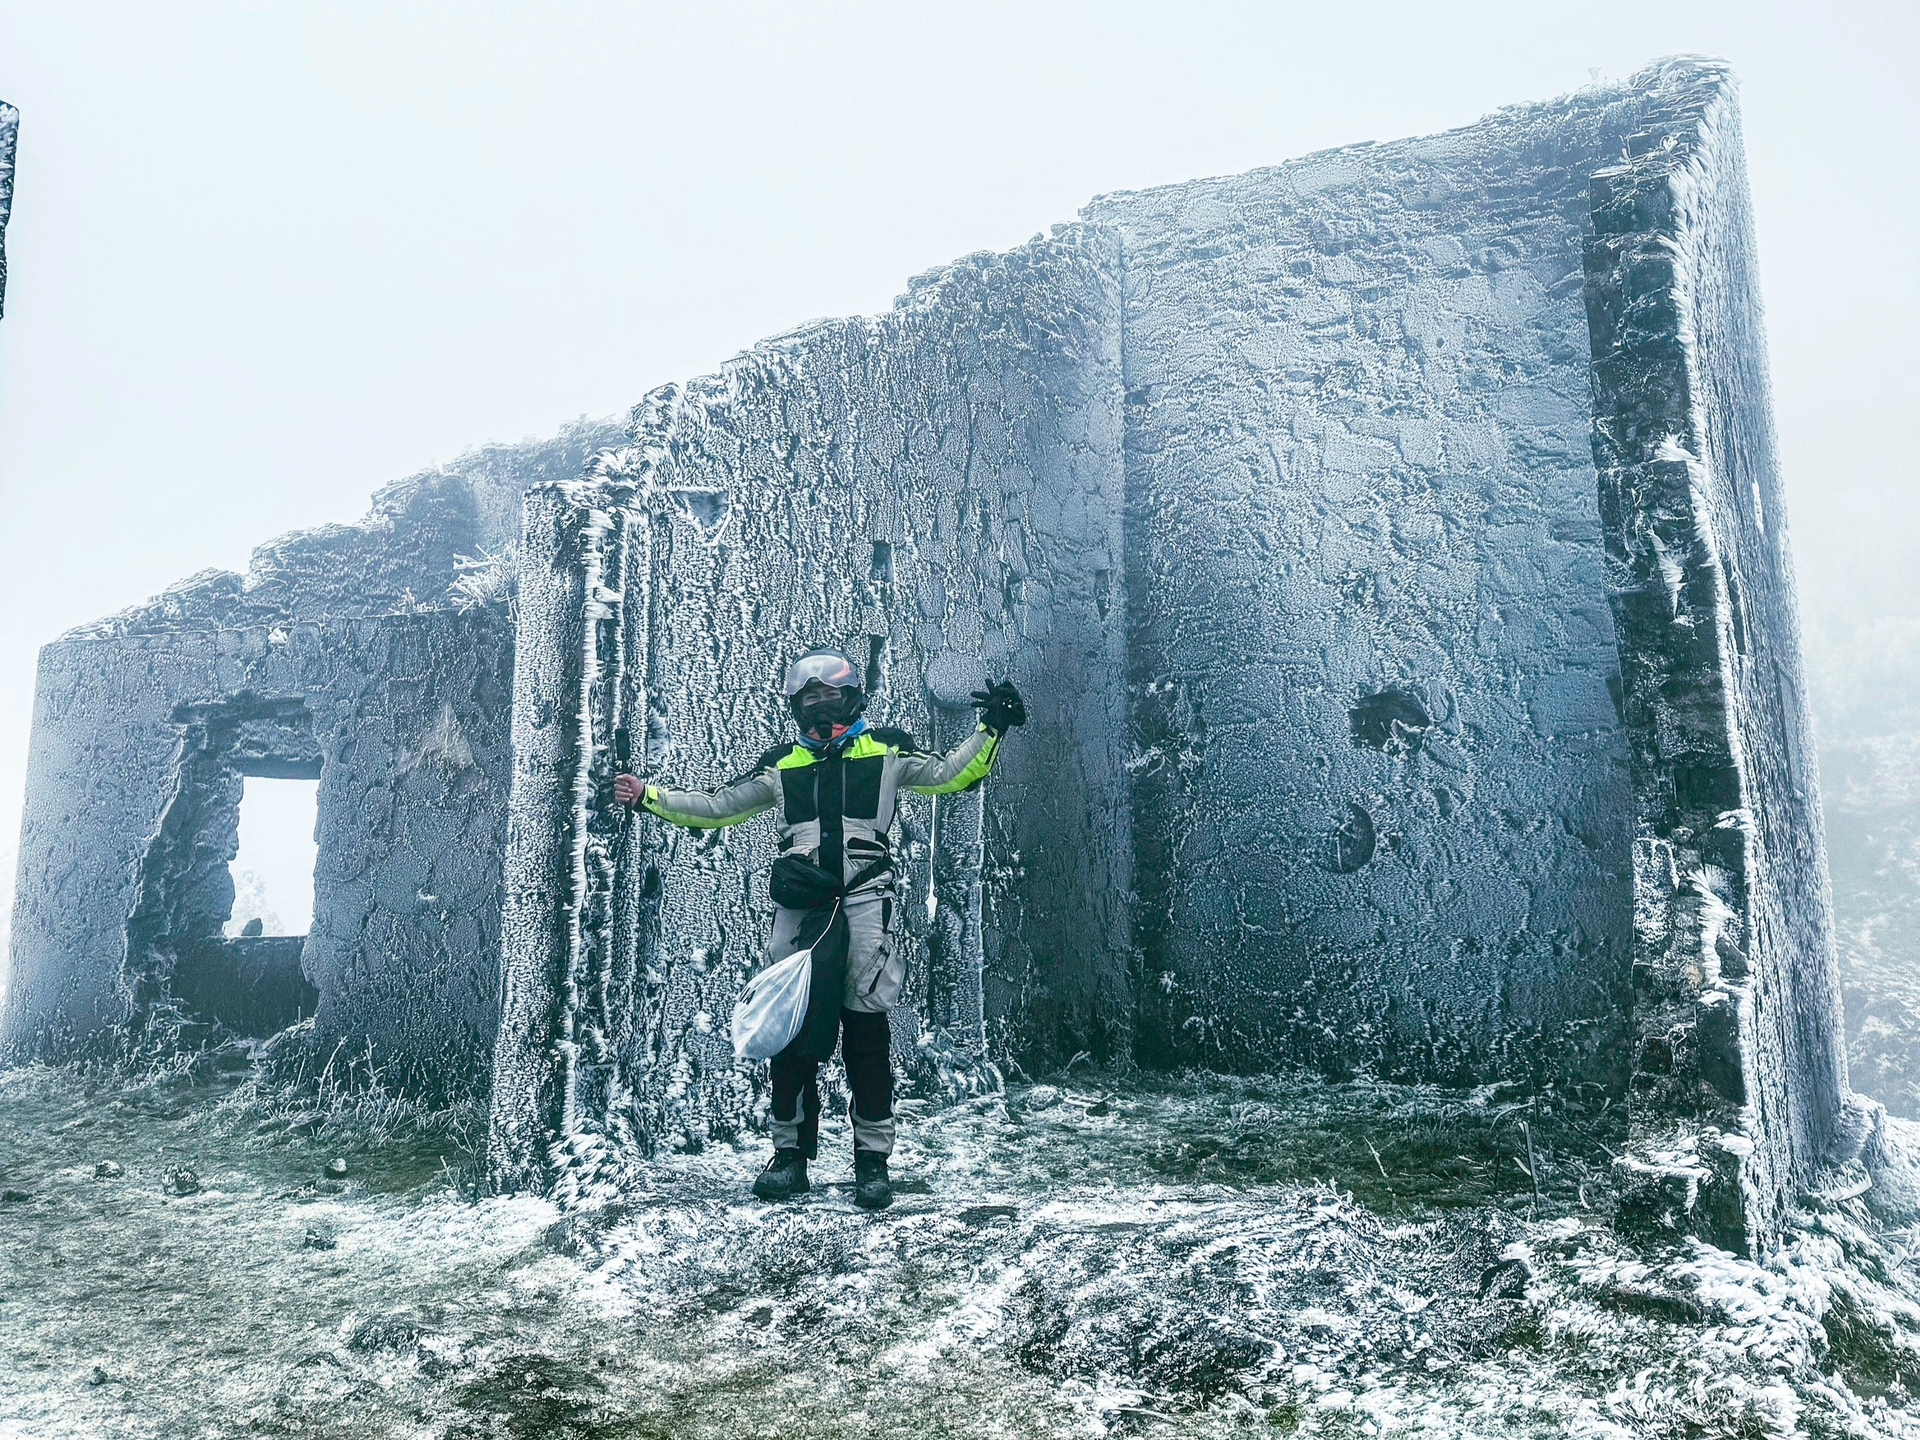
[
  {"xmin": 846, "ymin": 1008, "xmax": 897, "ymax": 1156},
  {"xmin": 840, "ymin": 1008, "xmax": 890, "ymax": 1063}
]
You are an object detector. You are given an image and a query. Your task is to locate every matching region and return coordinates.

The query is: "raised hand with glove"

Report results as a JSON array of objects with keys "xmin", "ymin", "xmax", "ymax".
[{"xmin": 970, "ymin": 680, "xmax": 1027, "ymax": 736}]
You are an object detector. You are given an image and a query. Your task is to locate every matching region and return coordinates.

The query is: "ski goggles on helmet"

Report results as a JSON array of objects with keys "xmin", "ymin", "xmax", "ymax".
[{"xmin": 782, "ymin": 649, "xmax": 862, "ymax": 697}]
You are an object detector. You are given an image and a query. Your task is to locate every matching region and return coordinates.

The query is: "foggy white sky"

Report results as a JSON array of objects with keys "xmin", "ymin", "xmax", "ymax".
[
  {"xmin": 0, "ymin": 1, "xmax": 1915, "ymax": 891},
  {"xmin": 226, "ymin": 777, "xmax": 317, "ymax": 938}
]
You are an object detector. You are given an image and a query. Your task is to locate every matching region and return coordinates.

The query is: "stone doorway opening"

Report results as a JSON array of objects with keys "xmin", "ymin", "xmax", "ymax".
[{"xmin": 124, "ymin": 695, "xmax": 323, "ymax": 1044}]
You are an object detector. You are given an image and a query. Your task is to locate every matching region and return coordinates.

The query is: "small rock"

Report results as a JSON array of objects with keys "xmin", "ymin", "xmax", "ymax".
[
  {"xmin": 163, "ymin": 1168, "xmax": 199, "ymax": 1196},
  {"xmin": 1296, "ymin": 1309, "xmax": 1341, "ymax": 1336},
  {"xmin": 1604, "ymin": 1283, "xmax": 1705, "ymax": 1324},
  {"xmin": 957, "ymin": 1204, "xmax": 1019, "ymax": 1227},
  {"xmin": 87, "ymin": 1366, "xmax": 108, "ymax": 1387},
  {"xmin": 1086, "ymin": 1098, "xmax": 1111, "ymax": 1117},
  {"xmin": 325, "ymin": 1158, "xmax": 349, "ymax": 1179},
  {"xmin": 348, "ymin": 1313, "xmax": 421, "ymax": 1352},
  {"xmin": 93, "ymin": 1161, "xmax": 122, "ymax": 1180},
  {"xmin": 1024, "ymin": 1084, "xmax": 1062, "ymax": 1111},
  {"xmin": 0, "ymin": 1189, "xmax": 32, "ymax": 1204},
  {"xmin": 302, "ymin": 1223, "xmax": 337, "ymax": 1251},
  {"xmin": 745, "ymin": 1305, "xmax": 774, "ymax": 1329},
  {"xmin": 414, "ymin": 1339, "xmax": 461, "ymax": 1378},
  {"xmin": 1478, "ymin": 1258, "xmax": 1532, "ymax": 1300}
]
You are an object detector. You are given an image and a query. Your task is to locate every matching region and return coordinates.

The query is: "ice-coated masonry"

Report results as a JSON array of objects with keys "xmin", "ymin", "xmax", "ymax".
[{"xmin": 4, "ymin": 59, "xmax": 1845, "ymax": 1250}]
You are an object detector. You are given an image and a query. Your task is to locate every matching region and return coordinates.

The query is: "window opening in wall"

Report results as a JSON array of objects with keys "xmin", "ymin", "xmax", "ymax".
[
  {"xmin": 125, "ymin": 696, "xmax": 321, "ymax": 1041},
  {"xmin": 867, "ymin": 634, "xmax": 889, "ymax": 697},
  {"xmin": 225, "ymin": 777, "xmax": 319, "ymax": 937}
]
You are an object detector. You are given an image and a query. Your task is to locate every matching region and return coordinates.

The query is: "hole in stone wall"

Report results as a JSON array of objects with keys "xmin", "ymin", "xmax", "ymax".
[
  {"xmin": 1349, "ymin": 690, "xmax": 1432, "ymax": 752},
  {"xmin": 867, "ymin": 635, "xmax": 889, "ymax": 696},
  {"xmin": 1324, "ymin": 802, "xmax": 1378, "ymax": 874},
  {"xmin": 869, "ymin": 540, "xmax": 893, "ymax": 586},
  {"xmin": 224, "ymin": 777, "xmax": 319, "ymax": 938},
  {"xmin": 1724, "ymin": 567, "xmax": 1750, "ymax": 656},
  {"xmin": 668, "ymin": 488, "xmax": 730, "ymax": 530},
  {"xmin": 1095, "ymin": 569, "xmax": 1112, "ymax": 621}
]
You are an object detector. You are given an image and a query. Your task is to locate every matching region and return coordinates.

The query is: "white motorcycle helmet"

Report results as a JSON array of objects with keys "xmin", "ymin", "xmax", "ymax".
[{"xmin": 783, "ymin": 648, "xmax": 866, "ymax": 732}]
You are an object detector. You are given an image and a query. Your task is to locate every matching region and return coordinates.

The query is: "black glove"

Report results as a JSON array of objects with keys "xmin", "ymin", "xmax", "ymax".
[{"xmin": 971, "ymin": 680, "xmax": 1027, "ymax": 736}]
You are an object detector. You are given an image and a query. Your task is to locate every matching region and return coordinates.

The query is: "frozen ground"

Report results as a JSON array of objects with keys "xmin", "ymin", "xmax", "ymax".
[{"xmin": 4, "ymin": 1060, "xmax": 1920, "ymax": 1439}]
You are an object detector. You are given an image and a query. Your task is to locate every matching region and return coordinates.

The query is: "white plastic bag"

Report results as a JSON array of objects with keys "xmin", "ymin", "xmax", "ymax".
[{"xmin": 731, "ymin": 946, "xmax": 813, "ymax": 1060}]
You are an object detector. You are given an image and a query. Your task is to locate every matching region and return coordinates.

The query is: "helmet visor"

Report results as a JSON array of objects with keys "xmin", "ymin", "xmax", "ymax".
[{"xmin": 782, "ymin": 650, "xmax": 861, "ymax": 697}]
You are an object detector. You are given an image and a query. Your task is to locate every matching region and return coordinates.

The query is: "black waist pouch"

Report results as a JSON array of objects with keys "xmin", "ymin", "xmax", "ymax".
[
  {"xmin": 769, "ymin": 854, "xmax": 842, "ymax": 910},
  {"xmin": 768, "ymin": 853, "xmax": 893, "ymax": 1062}
]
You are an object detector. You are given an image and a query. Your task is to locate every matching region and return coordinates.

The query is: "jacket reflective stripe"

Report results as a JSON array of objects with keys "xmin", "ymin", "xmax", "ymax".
[
  {"xmin": 900, "ymin": 727, "xmax": 1000, "ymax": 795},
  {"xmin": 640, "ymin": 770, "xmax": 778, "ymax": 828}
]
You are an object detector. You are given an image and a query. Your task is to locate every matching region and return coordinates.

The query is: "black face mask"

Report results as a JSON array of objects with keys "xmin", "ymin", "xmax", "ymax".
[{"xmin": 796, "ymin": 686, "xmax": 849, "ymax": 739}]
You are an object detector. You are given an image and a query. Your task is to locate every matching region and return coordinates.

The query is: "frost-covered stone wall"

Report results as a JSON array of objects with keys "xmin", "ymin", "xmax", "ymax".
[
  {"xmin": 1582, "ymin": 66, "xmax": 1846, "ymax": 1251},
  {"xmin": 1, "ymin": 421, "xmax": 622, "ymax": 1093},
  {"xmin": 488, "ymin": 59, "xmax": 1845, "ymax": 1246},
  {"xmin": 489, "ymin": 231, "xmax": 1131, "ymax": 1186},
  {"xmin": 9, "ymin": 613, "xmax": 510, "ymax": 1090},
  {"xmin": 0, "ymin": 99, "xmax": 17, "ymax": 322},
  {"xmin": 1092, "ymin": 75, "xmax": 1654, "ymax": 1091}
]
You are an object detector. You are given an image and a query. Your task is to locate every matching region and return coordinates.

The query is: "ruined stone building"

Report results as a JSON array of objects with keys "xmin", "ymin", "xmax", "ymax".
[
  {"xmin": 2, "ymin": 59, "xmax": 1850, "ymax": 1252},
  {"xmin": 1, "ymin": 99, "xmax": 19, "ymax": 320}
]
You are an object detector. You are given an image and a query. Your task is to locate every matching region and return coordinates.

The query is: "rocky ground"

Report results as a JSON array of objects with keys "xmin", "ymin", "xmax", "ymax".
[{"xmin": 4, "ymin": 1059, "xmax": 1920, "ymax": 1439}]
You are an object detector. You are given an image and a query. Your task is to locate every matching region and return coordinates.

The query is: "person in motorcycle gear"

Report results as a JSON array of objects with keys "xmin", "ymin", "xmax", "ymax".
[{"xmin": 613, "ymin": 648, "xmax": 1026, "ymax": 1209}]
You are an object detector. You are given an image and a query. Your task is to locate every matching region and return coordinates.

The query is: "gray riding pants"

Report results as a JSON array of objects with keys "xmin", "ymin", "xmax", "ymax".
[{"xmin": 765, "ymin": 882, "xmax": 903, "ymax": 1155}]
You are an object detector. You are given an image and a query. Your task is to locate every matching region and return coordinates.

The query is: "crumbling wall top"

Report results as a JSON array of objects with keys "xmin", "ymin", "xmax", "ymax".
[{"xmin": 61, "ymin": 417, "xmax": 624, "ymax": 642}]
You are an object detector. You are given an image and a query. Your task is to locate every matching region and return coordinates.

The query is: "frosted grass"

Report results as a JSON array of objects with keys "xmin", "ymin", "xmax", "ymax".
[{"xmin": 2, "ymin": 1062, "xmax": 1916, "ymax": 1438}]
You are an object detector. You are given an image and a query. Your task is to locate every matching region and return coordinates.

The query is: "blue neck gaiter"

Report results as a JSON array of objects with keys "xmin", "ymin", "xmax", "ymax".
[{"xmin": 798, "ymin": 716, "xmax": 867, "ymax": 755}]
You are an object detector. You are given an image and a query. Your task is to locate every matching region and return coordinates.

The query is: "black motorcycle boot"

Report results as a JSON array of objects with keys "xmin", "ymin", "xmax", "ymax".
[
  {"xmin": 853, "ymin": 1150, "xmax": 893, "ymax": 1210},
  {"xmin": 752, "ymin": 1148, "xmax": 810, "ymax": 1202}
]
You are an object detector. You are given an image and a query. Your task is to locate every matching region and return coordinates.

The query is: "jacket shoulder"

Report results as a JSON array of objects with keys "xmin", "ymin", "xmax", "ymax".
[
  {"xmin": 870, "ymin": 726, "xmax": 920, "ymax": 754},
  {"xmin": 722, "ymin": 743, "xmax": 797, "ymax": 786}
]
